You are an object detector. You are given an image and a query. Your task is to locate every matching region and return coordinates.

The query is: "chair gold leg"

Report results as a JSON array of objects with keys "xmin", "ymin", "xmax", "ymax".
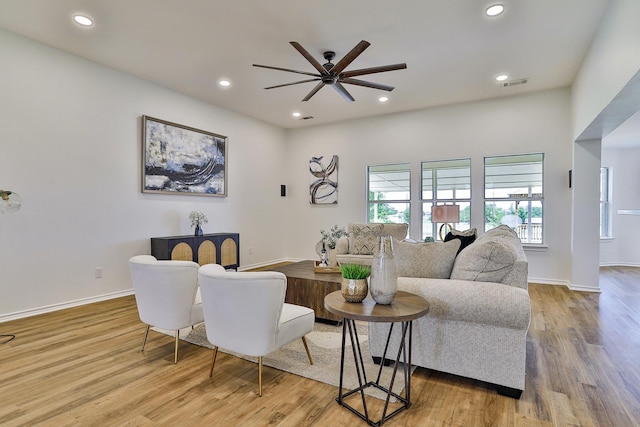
[
  {"xmin": 301, "ymin": 336, "xmax": 313, "ymax": 365},
  {"xmin": 174, "ymin": 330, "xmax": 179, "ymax": 364},
  {"xmin": 141, "ymin": 325, "xmax": 150, "ymax": 352},
  {"xmin": 209, "ymin": 347, "xmax": 218, "ymax": 378},
  {"xmin": 258, "ymin": 356, "xmax": 263, "ymax": 397}
]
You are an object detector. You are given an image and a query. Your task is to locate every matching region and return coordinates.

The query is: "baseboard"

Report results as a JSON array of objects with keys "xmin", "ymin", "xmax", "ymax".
[
  {"xmin": 599, "ymin": 262, "xmax": 640, "ymax": 268},
  {"xmin": 0, "ymin": 289, "xmax": 134, "ymax": 323},
  {"xmin": 528, "ymin": 277, "xmax": 601, "ymax": 293}
]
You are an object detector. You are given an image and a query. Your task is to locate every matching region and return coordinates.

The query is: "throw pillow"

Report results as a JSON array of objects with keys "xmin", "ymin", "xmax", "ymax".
[
  {"xmin": 394, "ymin": 239, "xmax": 461, "ymax": 279},
  {"xmin": 476, "ymin": 224, "xmax": 518, "ymax": 243},
  {"xmin": 444, "ymin": 228, "xmax": 477, "ymax": 254},
  {"xmin": 349, "ymin": 223, "xmax": 384, "ymax": 255},
  {"xmin": 450, "ymin": 238, "xmax": 517, "ymax": 283}
]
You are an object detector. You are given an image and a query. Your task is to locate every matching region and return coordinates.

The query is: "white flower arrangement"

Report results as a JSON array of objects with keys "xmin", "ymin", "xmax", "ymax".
[
  {"xmin": 189, "ymin": 210, "xmax": 208, "ymax": 228},
  {"xmin": 320, "ymin": 225, "xmax": 347, "ymax": 249}
]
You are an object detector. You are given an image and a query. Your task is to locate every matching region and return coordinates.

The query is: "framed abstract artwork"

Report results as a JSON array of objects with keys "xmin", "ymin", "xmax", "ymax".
[
  {"xmin": 142, "ymin": 116, "xmax": 227, "ymax": 196},
  {"xmin": 309, "ymin": 155, "xmax": 338, "ymax": 204}
]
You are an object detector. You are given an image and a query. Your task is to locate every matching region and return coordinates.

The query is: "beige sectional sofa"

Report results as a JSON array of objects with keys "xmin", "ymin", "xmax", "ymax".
[{"xmin": 367, "ymin": 225, "xmax": 531, "ymax": 398}]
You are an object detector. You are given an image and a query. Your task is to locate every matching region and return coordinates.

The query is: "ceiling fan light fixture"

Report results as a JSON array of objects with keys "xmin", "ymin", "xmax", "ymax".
[
  {"xmin": 73, "ymin": 14, "xmax": 94, "ymax": 26},
  {"xmin": 485, "ymin": 4, "xmax": 505, "ymax": 17}
]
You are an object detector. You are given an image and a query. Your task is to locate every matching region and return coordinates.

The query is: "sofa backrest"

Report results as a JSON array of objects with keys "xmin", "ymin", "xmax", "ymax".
[
  {"xmin": 380, "ymin": 223, "xmax": 409, "ymax": 241},
  {"xmin": 450, "ymin": 225, "xmax": 529, "ymax": 289}
]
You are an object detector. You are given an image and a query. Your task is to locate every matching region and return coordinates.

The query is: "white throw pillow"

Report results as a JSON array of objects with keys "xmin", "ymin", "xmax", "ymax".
[
  {"xmin": 394, "ymin": 239, "xmax": 461, "ymax": 279},
  {"xmin": 349, "ymin": 223, "xmax": 384, "ymax": 255},
  {"xmin": 450, "ymin": 239, "xmax": 517, "ymax": 283}
]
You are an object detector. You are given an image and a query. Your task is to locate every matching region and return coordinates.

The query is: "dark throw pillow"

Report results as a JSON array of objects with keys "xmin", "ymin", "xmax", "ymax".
[{"xmin": 444, "ymin": 228, "xmax": 477, "ymax": 254}]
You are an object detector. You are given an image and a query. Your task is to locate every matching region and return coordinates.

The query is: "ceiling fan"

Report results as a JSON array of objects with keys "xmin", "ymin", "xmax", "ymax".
[{"xmin": 252, "ymin": 40, "xmax": 407, "ymax": 102}]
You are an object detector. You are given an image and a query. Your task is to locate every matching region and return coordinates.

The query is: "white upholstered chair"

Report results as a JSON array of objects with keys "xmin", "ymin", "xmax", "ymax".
[
  {"xmin": 129, "ymin": 255, "xmax": 204, "ymax": 364},
  {"xmin": 198, "ymin": 264, "xmax": 315, "ymax": 396}
]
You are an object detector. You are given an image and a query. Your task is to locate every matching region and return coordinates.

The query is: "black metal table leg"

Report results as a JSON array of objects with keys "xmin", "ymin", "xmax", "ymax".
[{"xmin": 335, "ymin": 319, "xmax": 414, "ymax": 426}]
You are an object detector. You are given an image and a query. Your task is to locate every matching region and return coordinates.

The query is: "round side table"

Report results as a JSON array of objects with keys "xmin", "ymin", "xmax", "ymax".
[{"xmin": 324, "ymin": 291, "xmax": 429, "ymax": 426}]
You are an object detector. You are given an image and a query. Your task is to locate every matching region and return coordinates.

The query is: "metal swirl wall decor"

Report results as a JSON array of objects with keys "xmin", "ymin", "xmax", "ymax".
[{"xmin": 309, "ymin": 155, "xmax": 338, "ymax": 204}]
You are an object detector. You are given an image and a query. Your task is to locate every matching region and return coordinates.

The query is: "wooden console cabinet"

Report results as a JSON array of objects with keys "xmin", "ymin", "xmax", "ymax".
[{"xmin": 151, "ymin": 233, "xmax": 240, "ymax": 270}]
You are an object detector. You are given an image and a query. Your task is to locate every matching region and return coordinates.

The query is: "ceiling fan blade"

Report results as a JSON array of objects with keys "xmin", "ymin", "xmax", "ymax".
[
  {"xmin": 290, "ymin": 42, "xmax": 327, "ymax": 75},
  {"xmin": 341, "ymin": 63, "xmax": 407, "ymax": 78},
  {"xmin": 341, "ymin": 78, "xmax": 395, "ymax": 92},
  {"xmin": 302, "ymin": 82, "xmax": 325, "ymax": 101},
  {"xmin": 264, "ymin": 78, "xmax": 321, "ymax": 89},
  {"xmin": 330, "ymin": 40, "xmax": 371, "ymax": 75},
  {"xmin": 332, "ymin": 82, "xmax": 355, "ymax": 103},
  {"xmin": 253, "ymin": 64, "xmax": 320, "ymax": 78}
]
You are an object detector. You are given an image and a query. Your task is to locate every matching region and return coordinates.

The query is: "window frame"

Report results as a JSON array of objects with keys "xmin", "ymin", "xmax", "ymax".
[
  {"xmin": 600, "ymin": 166, "xmax": 612, "ymax": 238},
  {"xmin": 484, "ymin": 153, "xmax": 544, "ymax": 244},
  {"xmin": 366, "ymin": 163, "xmax": 411, "ymax": 230},
  {"xmin": 420, "ymin": 158, "xmax": 471, "ymax": 241}
]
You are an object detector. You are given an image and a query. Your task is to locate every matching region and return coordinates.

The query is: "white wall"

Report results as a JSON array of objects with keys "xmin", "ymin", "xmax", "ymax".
[
  {"xmin": 284, "ymin": 88, "xmax": 574, "ymax": 286},
  {"xmin": 600, "ymin": 146, "xmax": 640, "ymax": 266},
  {"xmin": 572, "ymin": 0, "xmax": 640, "ymax": 139},
  {"xmin": 0, "ymin": 29, "xmax": 288, "ymax": 319},
  {"xmin": 569, "ymin": 0, "xmax": 640, "ymax": 289}
]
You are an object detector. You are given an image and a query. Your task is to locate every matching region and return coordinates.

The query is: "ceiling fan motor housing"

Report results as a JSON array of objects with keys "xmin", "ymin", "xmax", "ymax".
[{"xmin": 322, "ymin": 74, "xmax": 338, "ymax": 85}]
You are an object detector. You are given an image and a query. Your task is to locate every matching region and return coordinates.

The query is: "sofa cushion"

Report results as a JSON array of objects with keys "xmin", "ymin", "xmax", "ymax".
[
  {"xmin": 381, "ymin": 223, "xmax": 409, "ymax": 241},
  {"xmin": 335, "ymin": 253, "xmax": 374, "ymax": 266},
  {"xmin": 394, "ymin": 239, "xmax": 461, "ymax": 279},
  {"xmin": 349, "ymin": 223, "xmax": 384, "ymax": 255},
  {"xmin": 444, "ymin": 228, "xmax": 477, "ymax": 254},
  {"xmin": 450, "ymin": 234, "xmax": 518, "ymax": 283}
]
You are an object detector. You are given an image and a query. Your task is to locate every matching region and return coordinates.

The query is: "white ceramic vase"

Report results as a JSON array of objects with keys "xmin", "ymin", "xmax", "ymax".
[
  {"xmin": 369, "ymin": 235, "xmax": 397, "ymax": 305},
  {"xmin": 327, "ymin": 248, "xmax": 338, "ymax": 268}
]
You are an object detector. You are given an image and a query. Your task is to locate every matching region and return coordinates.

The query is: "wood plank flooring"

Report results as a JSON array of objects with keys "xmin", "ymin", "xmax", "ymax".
[{"xmin": 0, "ymin": 266, "xmax": 639, "ymax": 426}]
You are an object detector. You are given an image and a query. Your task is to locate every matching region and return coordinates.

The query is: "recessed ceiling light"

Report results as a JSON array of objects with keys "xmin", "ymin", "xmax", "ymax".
[
  {"xmin": 495, "ymin": 74, "xmax": 509, "ymax": 82},
  {"xmin": 73, "ymin": 14, "xmax": 94, "ymax": 26},
  {"xmin": 218, "ymin": 79, "xmax": 231, "ymax": 88},
  {"xmin": 485, "ymin": 4, "xmax": 505, "ymax": 16},
  {"xmin": 378, "ymin": 96, "xmax": 389, "ymax": 103},
  {"xmin": 292, "ymin": 112, "xmax": 301, "ymax": 118}
]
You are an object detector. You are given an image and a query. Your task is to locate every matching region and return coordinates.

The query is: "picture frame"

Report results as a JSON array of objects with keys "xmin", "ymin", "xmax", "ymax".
[{"xmin": 142, "ymin": 115, "xmax": 227, "ymax": 196}]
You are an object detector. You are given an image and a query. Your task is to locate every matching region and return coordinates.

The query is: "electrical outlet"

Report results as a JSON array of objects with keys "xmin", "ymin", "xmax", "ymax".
[
  {"xmin": 95, "ymin": 267, "xmax": 103, "ymax": 278},
  {"xmin": 248, "ymin": 247, "xmax": 253, "ymax": 255}
]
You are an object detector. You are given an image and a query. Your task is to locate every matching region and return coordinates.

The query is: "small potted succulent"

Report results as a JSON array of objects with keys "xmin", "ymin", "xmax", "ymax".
[{"xmin": 339, "ymin": 263, "xmax": 371, "ymax": 303}]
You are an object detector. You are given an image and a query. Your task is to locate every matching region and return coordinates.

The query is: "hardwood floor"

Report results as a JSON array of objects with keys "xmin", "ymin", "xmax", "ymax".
[{"xmin": 1, "ymin": 267, "xmax": 639, "ymax": 426}]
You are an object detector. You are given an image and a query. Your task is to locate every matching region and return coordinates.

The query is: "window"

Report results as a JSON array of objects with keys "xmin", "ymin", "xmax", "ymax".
[
  {"xmin": 421, "ymin": 159, "xmax": 471, "ymax": 240},
  {"xmin": 367, "ymin": 163, "xmax": 410, "ymax": 232},
  {"xmin": 600, "ymin": 167, "xmax": 612, "ymax": 238},
  {"xmin": 484, "ymin": 153, "xmax": 544, "ymax": 244}
]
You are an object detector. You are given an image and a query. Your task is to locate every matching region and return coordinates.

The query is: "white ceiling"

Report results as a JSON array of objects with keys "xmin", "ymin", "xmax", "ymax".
[{"xmin": 0, "ymin": 0, "xmax": 613, "ymax": 130}]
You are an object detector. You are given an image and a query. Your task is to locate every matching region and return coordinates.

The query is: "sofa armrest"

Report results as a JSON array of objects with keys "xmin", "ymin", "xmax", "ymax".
[
  {"xmin": 397, "ymin": 277, "xmax": 531, "ymax": 330},
  {"xmin": 335, "ymin": 236, "xmax": 349, "ymax": 255}
]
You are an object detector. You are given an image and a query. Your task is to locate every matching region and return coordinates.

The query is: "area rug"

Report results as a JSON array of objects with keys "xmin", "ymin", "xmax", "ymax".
[{"xmin": 154, "ymin": 321, "xmax": 414, "ymax": 401}]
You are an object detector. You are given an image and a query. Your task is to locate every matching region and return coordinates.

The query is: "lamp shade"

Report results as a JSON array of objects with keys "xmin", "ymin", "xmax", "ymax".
[
  {"xmin": 431, "ymin": 204, "xmax": 459, "ymax": 223},
  {"xmin": 0, "ymin": 190, "xmax": 21, "ymax": 214}
]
